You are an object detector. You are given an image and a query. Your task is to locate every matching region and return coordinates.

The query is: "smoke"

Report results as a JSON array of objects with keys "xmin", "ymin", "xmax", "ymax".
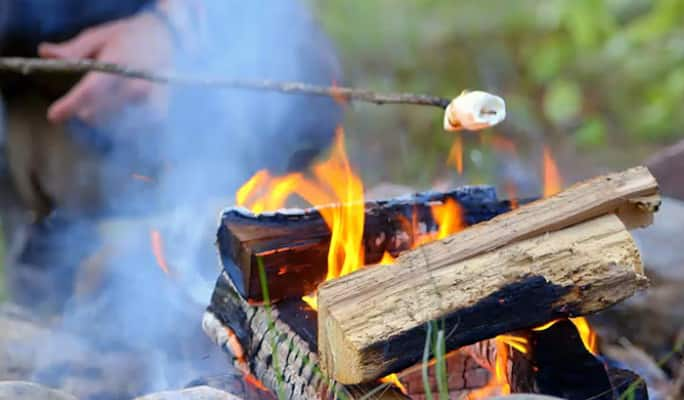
[{"xmin": 14, "ymin": 0, "xmax": 342, "ymax": 396}]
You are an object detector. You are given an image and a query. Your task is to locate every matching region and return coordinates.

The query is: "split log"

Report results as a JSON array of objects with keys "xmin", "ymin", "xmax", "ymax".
[
  {"xmin": 218, "ymin": 186, "xmax": 521, "ymax": 302},
  {"xmin": 317, "ymin": 213, "xmax": 649, "ymax": 384}
]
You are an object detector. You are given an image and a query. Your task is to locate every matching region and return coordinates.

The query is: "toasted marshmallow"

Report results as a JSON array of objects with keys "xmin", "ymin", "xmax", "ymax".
[{"xmin": 443, "ymin": 90, "xmax": 506, "ymax": 132}]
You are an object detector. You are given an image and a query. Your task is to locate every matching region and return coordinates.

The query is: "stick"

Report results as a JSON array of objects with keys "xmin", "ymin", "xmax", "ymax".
[{"xmin": 0, "ymin": 57, "xmax": 451, "ymax": 108}]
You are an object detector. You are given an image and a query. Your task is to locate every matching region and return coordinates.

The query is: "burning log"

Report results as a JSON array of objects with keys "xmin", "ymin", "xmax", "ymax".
[
  {"xmin": 203, "ymin": 272, "xmax": 538, "ymax": 399},
  {"xmin": 203, "ymin": 271, "xmax": 409, "ymax": 400},
  {"xmin": 218, "ymin": 186, "xmax": 520, "ymax": 302},
  {"xmin": 317, "ymin": 167, "xmax": 658, "ymax": 384}
]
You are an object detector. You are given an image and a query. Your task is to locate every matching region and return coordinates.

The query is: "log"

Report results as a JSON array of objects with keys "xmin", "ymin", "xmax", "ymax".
[
  {"xmin": 218, "ymin": 186, "xmax": 521, "ymax": 302},
  {"xmin": 202, "ymin": 271, "xmax": 409, "ymax": 400},
  {"xmin": 317, "ymin": 213, "xmax": 649, "ymax": 384},
  {"xmin": 317, "ymin": 167, "xmax": 657, "ymax": 306},
  {"xmin": 202, "ymin": 272, "xmax": 535, "ymax": 399}
]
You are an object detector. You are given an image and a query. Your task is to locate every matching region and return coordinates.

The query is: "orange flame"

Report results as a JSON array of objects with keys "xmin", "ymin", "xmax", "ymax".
[
  {"xmin": 571, "ymin": 317, "xmax": 599, "ymax": 355},
  {"xmin": 236, "ymin": 126, "xmax": 365, "ymax": 300},
  {"xmin": 468, "ymin": 337, "xmax": 515, "ymax": 399},
  {"xmin": 447, "ymin": 133, "xmax": 464, "ymax": 175},
  {"xmin": 531, "ymin": 317, "xmax": 599, "ymax": 355},
  {"xmin": 302, "ymin": 295, "xmax": 318, "ymax": 310},
  {"xmin": 432, "ymin": 198, "xmax": 464, "ymax": 239},
  {"xmin": 542, "ymin": 146, "xmax": 562, "ymax": 197},
  {"xmin": 504, "ymin": 181, "xmax": 519, "ymax": 210},
  {"xmin": 379, "ymin": 251, "xmax": 396, "ymax": 265},
  {"xmin": 380, "ymin": 373, "xmax": 407, "ymax": 394},
  {"xmin": 150, "ymin": 229, "xmax": 170, "ymax": 275}
]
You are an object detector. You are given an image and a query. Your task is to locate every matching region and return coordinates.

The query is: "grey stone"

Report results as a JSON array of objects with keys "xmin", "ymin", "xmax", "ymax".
[
  {"xmin": 134, "ymin": 386, "xmax": 243, "ymax": 400},
  {"xmin": 0, "ymin": 303, "xmax": 148, "ymax": 400},
  {"xmin": 0, "ymin": 381, "xmax": 77, "ymax": 400},
  {"xmin": 632, "ymin": 197, "xmax": 684, "ymax": 281}
]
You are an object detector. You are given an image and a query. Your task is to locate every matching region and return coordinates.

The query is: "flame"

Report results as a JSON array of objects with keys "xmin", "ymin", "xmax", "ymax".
[
  {"xmin": 431, "ymin": 198, "xmax": 464, "ymax": 239},
  {"xmin": 302, "ymin": 295, "xmax": 317, "ymax": 310},
  {"xmin": 236, "ymin": 169, "xmax": 271, "ymax": 206},
  {"xmin": 243, "ymin": 372, "xmax": 270, "ymax": 392},
  {"xmin": 468, "ymin": 337, "xmax": 514, "ymax": 399},
  {"xmin": 542, "ymin": 146, "xmax": 562, "ymax": 197},
  {"xmin": 504, "ymin": 181, "xmax": 519, "ymax": 210},
  {"xmin": 236, "ymin": 126, "xmax": 365, "ymax": 299},
  {"xmin": 150, "ymin": 229, "xmax": 170, "ymax": 275},
  {"xmin": 447, "ymin": 133, "xmax": 464, "ymax": 175},
  {"xmin": 379, "ymin": 251, "xmax": 396, "ymax": 265},
  {"xmin": 531, "ymin": 317, "xmax": 599, "ymax": 355},
  {"xmin": 570, "ymin": 317, "xmax": 599, "ymax": 355},
  {"xmin": 380, "ymin": 373, "xmax": 407, "ymax": 394},
  {"xmin": 532, "ymin": 319, "xmax": 561, "ymax": 332}
]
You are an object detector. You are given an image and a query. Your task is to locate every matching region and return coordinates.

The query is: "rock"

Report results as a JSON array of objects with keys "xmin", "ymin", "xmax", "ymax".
[
  {"xmin": 646, "ymin": 139, "xmax": 684, "ymax": 201},
  {"xmin": 632, "ymin": 197, "xmax": 684, "ymax": 282},
  {"xmin": 0, "ymin": 303, "xmax": 148, "ymax": 399},
  {"xmin": 0, "ymin": 381, "xmax": 77, "ymax": 400},
  {"xmin": 134, "ymin": 386, "xmax": 243, "ymax": 400},
  {"xmin": 184, "ymin": 370, "xmax": 275, "ymax": 400}
]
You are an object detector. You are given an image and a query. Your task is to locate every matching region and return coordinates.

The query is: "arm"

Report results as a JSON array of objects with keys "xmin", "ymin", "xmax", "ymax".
[{"xmin": 38, "ymin": 0, "xmax": 202, "ymax": 124}]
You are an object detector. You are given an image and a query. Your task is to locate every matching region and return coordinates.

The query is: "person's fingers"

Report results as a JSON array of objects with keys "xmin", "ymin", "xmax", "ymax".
[
  {"xmin": 38, "ymin": 24, "xmax": 117, "ymax": 59},
  {"xmin": 47, "ymin": 72, "xmax": 116, "ymax": 123}
]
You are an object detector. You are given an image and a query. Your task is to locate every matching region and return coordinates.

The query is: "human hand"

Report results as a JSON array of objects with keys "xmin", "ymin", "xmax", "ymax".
[{"xmin": 38, "ymin": 11, "xmax": 173, "ymax": 125}]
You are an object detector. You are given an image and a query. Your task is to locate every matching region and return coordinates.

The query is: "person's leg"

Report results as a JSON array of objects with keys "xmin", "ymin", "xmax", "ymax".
[{"xmin": 2, "ymin": 92, "xmax": 100, "ymax": 314}]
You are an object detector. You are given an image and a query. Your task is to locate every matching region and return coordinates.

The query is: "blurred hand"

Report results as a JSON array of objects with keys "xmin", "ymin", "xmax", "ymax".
[{"xmin": 38, "ymin": 11, "xmax": 173, "ymax": 125}]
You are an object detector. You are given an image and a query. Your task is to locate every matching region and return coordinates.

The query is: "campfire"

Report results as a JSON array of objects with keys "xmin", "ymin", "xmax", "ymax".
[{"xmin": 203, "ymin": 126, "xmax": 658, "ymax": 399}]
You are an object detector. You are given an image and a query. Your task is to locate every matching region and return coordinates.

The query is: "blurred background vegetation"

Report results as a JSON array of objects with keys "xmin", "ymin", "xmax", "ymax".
[{"xmin": 312, "ymin": 0, "xmax": 684, "ymax": 193}]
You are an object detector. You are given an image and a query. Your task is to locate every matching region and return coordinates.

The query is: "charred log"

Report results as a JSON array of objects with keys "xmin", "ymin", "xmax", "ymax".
[
  {"xmin": 218, "ymin": 186, "xmax": 521, "ymax": 302},
  {"xmin": 203, "ymin": 271, "xmax": 408, "ymax": 400},
  {"xmin": 203, "ymin": 272, "xmax": 537, "ymax": 399}
]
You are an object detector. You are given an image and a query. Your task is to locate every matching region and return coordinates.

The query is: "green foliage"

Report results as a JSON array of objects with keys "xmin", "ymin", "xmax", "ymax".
[
  {"xmin": 543, "ymin": 79, "xmax": 583, "ymax": 125},
  {"xmin": 575, "ymin": 117, "xmax": 607, "ymax": 148},
  {"xmin": 313, "ymin": 0, "xmax": 684, "ymax": 184}
]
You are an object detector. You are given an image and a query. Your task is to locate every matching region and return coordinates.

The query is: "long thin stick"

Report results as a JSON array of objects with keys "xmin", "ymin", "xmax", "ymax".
[{"xmin": 0, "ymin": 57, "xmax": 451, "ymax": 108}]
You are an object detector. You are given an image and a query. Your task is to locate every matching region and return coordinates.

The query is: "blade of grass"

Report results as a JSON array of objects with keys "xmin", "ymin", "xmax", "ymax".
[
  {"xmin": 422, "ymin": 322, "xmax": 434, "ymax": 400},
  {"xmin": 434, "ymin": 327, "xmax": 449, "ymax": 400}
]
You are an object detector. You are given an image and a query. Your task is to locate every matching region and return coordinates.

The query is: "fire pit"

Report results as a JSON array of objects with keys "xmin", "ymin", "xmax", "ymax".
[{"xmin": 202, "ymin": 130, "xmax": 658, "ymax": 399}]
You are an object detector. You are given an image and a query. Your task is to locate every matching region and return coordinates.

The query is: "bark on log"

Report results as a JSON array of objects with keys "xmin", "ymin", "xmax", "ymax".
[
  {"xmin": 203, "ymin": 271, "xmax": 409, "ymax": 400},
  {"xmin": 218, "ymin": 186, "xmax": 521, "ymax": 302},
  {"xmin": 317, "ymin": 213, "xmax": 649, "ymax": 384}
]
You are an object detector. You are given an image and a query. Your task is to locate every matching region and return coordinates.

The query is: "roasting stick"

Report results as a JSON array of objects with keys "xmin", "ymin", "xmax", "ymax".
[{"xmin": 0, "ymin": 56, "xmax": 506, "ymax": 131}]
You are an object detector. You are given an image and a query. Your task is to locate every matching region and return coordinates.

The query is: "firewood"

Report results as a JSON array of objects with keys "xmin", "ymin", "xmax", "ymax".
[
  {"xmin": 202, "ymin": 272, "xmax": 408, "ymax": 400},
  {"xmin": 317, "ymin": 213, "xmax": 649, "ymax": 384},
  {"xmin": 218, "ymin": 186, "xmax": 521, "ymax": 302},
  {"xmin": 203, "ymin": 272, "xmax": 536, "ymax": 399}
]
